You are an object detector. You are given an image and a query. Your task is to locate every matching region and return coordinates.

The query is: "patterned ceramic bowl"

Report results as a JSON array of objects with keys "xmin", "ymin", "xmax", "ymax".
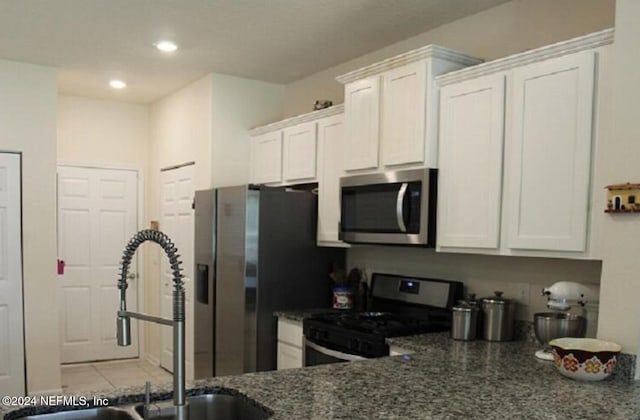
[{"xmin": 550, "ymin": 337, "xmax": 621, "ymax": 381}]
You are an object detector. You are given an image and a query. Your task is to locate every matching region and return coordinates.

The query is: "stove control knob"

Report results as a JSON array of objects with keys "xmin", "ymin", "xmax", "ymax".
[{"xmin": 348, "ymin": 338, "xmax": 359, "ymax": 350}]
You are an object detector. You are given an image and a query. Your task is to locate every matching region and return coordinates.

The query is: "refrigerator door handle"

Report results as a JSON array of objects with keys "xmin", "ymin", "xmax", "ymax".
[{"xmin": 196, "ymin": 263, "xmax": 209, "ymax": 304}]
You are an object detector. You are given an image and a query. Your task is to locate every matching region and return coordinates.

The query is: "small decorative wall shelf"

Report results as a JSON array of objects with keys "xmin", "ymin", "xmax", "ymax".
[{"xmin": 605, "ymin": 183, "xmax": 640, "ymax": 213}]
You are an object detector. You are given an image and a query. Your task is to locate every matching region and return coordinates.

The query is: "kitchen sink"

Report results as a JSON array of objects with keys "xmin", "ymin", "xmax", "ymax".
[
  {"xmin": 10, "ymin": 389, "xmax": 271, "ymax": 420},
  {"xmin": 15, "ymin": 407, "xmax": 137, "ymax": 420},
  {"xmin": 134, "ymin": 393, "xmax": 271, "ymax": 420}
]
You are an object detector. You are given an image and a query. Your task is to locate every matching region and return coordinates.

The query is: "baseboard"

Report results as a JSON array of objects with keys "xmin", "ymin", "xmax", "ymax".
[
  {"xmin": 144, "ymin": 353, "xmax": 161, "ymax": 367},
  {"xmin": 28, "ymin": 388, "xmax": 64, "ymax": 397}
]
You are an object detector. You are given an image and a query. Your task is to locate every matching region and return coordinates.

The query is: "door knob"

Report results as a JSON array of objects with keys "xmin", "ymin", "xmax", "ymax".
[{"xmin": 128, "ymin": 273, "xmax": 137, "ymax": 280}]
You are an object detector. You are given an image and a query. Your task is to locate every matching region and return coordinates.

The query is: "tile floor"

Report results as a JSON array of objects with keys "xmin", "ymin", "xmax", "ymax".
[{"xmin": 61, "ymin": 359, "xmax": 173, "ymax": 395}]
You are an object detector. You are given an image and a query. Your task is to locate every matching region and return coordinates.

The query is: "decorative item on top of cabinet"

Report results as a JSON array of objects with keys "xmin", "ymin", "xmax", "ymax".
[
  {"xmin": 435, "ymin": 29, "xmax": 614, "ymax": 258},
  {"xmin": 313, "ymin": 100, "xmax": 333, "ymax": 110},
  {"xmin": 605, "ymin": 183, "xmax": 640, "ymax": 213},
  {"xmin": 336, "ymin": 45, "xmax": 482, "ymax": 172}
]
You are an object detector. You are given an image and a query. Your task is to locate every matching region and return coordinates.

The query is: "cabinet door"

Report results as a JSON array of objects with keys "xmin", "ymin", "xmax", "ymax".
[
  {"xmin": 381, "ymin": 61, "xmax": 427, "ymax": 167},
  {"xmin": 250, "ymin": 131, "xmax": 282, "ymax": 184},
  {"xmin": 283, "ymin": 122, "xmax": 317, "ymax": 182},
  {"xmin": 277, "ymin": 342, "xmax": 303, "ymax": 370},
  {"xmin": 317, "ymin": 114, "xmax": 348, "ymax": 246},
  {"xmin": 507, "ymin": 52, "xmax": 595, "ymax": 251},
  {"xmin": 437, "ymin": 74, "xmax": 506, "ymax": 249},
  {"xmin": 343, "ymin": 76, "xmax": 380, "ymax": 171}
]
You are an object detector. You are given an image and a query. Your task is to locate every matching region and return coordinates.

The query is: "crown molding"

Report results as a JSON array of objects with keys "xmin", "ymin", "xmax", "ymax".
[
  {"xmin": 335, "ymin": 45, "xmax": 483, "ymax": 84},
  {"xmin": 437, "ymin": 28, "xmax": 614, "ymax": 86},
  {"xmin": 249, "ymin": 104, "xmax": 344, "ymax": 136}
]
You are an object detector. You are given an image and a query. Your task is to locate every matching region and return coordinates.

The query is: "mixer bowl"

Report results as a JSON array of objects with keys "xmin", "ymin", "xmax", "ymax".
[{"xmin": 534, "ymin": 312, "xmax": 587, "ymax": 346}]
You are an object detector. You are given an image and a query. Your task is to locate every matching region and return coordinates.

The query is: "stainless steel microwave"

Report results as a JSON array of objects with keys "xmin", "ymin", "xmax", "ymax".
[{"xmin": 339, "ymin": 168, "xmax": 437, "ymax": 246}]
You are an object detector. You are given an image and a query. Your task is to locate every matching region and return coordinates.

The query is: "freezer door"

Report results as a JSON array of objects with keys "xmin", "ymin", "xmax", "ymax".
[{"xmin": 193, "ymin": 189, "xmax": 215, "ymax": 379}]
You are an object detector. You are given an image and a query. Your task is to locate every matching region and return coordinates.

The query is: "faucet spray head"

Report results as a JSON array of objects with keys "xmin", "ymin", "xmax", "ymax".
[{"xmin": 116, "ymin": 315, "xmax": 131, "ymax": 346}]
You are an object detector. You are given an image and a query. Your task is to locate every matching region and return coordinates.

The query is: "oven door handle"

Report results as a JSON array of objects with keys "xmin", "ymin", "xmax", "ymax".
[
  {"xmin": 305, "ymin": 339, "xmax": 367, "ymax": 361},
  {"xmin": 396, "ymin": 183, "xmax": 408, "ymax": 233}
]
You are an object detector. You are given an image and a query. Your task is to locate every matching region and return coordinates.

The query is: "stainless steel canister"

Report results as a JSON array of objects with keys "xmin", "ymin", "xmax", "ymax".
[
  {"xmin": 451, "ymin": 301, "xmax": 479, "ymax": 341},
  {"xmin": 481, "ymin": 291, "xmax": 516, "ymax": 341}
]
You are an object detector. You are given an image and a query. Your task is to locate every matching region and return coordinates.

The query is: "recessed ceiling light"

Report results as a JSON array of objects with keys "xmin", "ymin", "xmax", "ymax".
[
  {"xmin": 155, "ymin": 40, "xmax": 178, "ymax": 53},
  {"xmin": 109, "ymin": 79, "xmax": 127, "ymax": 89}
]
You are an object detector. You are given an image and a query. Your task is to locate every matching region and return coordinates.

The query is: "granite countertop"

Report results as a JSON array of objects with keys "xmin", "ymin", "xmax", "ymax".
[
  {"xmin": 4, "ymin": 333, "xmax": 640, "ymax": 419},
  {"xmin": 273, "ymin": 307, "xmax": 345, "ymax": 322}
]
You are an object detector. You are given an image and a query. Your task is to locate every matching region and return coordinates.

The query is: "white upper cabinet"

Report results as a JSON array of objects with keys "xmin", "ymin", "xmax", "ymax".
[
  {"xmin": 337, "ymin": 46, "xmax": 482, "ymax": 173},
  {"xmin": 506, "ymin": 52, "xmax": 596, "ymax": 252},
  {"xmin": 250, "ymin": 131, "xmax": 282, "ymax": 184},
  {"xmin": 283, "ymin": 121, "xmax": 317, "ymax": 182},
  {"xmin": 317, "ymin": 114, "xmax": 349, "ymax": 247},
  {"xmin": 381, "ymin": 61, "xmax": 427, "ymax": 167},
  {"xmin": 343, "ymin": 77, "xmax": 381, "ymax": 171},
  {"xmin": 435, "ymin": 29, "xmax": 612, "ymax": 258},
  {"xmin": 249, "ymin": 105, "xmax": 344, "ymax": 187},
  {"xmin": 438, "ymin": 74, "xmax": 506, "ymax": 249}
]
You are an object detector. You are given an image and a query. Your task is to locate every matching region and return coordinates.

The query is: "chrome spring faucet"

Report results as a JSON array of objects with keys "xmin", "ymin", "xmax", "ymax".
[{"xmin": 116, "ymin": 229, "xmax": 188, "ymax": 420}]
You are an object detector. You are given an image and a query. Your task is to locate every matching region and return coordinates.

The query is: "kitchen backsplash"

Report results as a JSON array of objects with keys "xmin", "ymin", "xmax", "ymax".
[{"xmin": 347, "ymin": 246, "xmax": 602, "ymax": 325}]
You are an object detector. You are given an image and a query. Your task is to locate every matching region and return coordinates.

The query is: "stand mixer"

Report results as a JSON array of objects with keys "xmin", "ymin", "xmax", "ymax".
[{"xmin": 533, "ymin": 281, "xmax": 599, "ymax": 360}]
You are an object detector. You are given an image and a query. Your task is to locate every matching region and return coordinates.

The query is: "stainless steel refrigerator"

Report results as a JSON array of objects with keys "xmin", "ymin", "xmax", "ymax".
[{"xmin": 193, "ymin": 185, "xmax": 345, "ymax": 378}]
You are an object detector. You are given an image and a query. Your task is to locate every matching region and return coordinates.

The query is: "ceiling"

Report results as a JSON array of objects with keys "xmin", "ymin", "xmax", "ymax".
[{"xmin": 0, "ymin": 0, "xmax": 510, "ymax": 104}]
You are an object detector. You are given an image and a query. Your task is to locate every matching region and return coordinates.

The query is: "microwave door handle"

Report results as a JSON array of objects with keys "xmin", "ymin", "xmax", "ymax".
[{"xmin": 396, "ymin": 183, "xmax": 408, "ymax": 233}]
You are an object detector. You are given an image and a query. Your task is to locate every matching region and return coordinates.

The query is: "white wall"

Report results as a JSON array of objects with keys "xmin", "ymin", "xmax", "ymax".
[
  {"xmin": 210, "ymin": 73, "xmax": 284, "ymax": 187},
  {"xmin": 283, "ymin": 0, "xmax": 615, "ymax": 117},
  {"xmin": 57, "ymin": 95, "xmax": 149, "ymax": 170},
  {"xmin": 597, "ymin": 0, "xmax": 640, "ymax": 359},
  {"xmin": 0, "ymin": 59, "xmax": 60, "ymax": 394}
]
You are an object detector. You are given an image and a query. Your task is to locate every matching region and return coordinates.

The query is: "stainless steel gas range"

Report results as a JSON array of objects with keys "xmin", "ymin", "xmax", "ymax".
[{"xmin": 303, "ymin": 273, "xmax": 463, "ymax": 366}]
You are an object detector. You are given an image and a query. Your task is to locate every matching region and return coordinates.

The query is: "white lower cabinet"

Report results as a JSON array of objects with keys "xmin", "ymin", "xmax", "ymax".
[
  {"xmin": 277, "ymin": 342, "xmax": 303, "ymax": 370},
  {"xmin": 277, "ymin": 318, "xmax": 303, "ymax": 370},
  {"xmin": 389, "ymin": 346, "xmax": 413, "ymax": 356}
]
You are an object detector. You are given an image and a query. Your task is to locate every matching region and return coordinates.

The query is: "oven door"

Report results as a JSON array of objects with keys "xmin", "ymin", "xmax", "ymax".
[
  {"xmin": 339, "ymin": 168, "xmax": 436, "ymax": 246},
  {"xmin": 304, "ymin": 339, "xmax": 367, "ymax": 367}
]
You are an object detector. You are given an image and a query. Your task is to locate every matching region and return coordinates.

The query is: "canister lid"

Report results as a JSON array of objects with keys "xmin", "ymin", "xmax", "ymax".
[
  {"xmin": 453, "ymin": 301, "xmax": 479, "ymax": 312},
  {"xmin": 481, "ymin": 291, "xmax": 512, "ymax": 304}
]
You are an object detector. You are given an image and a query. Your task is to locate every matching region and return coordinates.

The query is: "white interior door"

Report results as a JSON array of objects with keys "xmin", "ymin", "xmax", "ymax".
[
  {"xmin": 57, "ymin": 165, "xmax": 139, "ymax": 363},
  {"xmin": 0, "ymin": 153, "xmax": 25, "ymax": 396},
  {"xmin": 160, "ymin": 164, "xmax": 194, "ymax": 379}
]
